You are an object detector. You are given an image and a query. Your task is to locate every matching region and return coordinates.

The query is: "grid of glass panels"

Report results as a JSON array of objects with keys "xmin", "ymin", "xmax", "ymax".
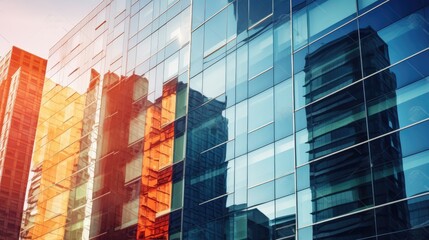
[{"xmin": 185, "ymin": 0, "xmax": 429, "ymax": 239}]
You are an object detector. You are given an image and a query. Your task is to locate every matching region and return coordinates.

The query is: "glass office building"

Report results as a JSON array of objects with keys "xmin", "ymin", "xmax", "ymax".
[
  {"xmin": 0, "ymin": 47, "xmax": 47, "ymax": 239},
  {"xmin": 18, "ymin": 0, "xmax": 429, "ymax": 239}
]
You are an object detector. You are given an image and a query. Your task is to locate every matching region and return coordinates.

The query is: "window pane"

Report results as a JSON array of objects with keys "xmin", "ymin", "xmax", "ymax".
[
  {"xmin": 299, "ymin": 210, "xmax": 376, "ymax": 239},
  {"xmin": 376, "ymin": 195, "xmax": 429, "ymax": 238},
  {"xmin": 249, "ymin": 28, "xmax": 273, "ymax": 78},
  {"xmin": 294, "ymin": 21, "xmax": 361, "ymax": 109},
  {"xmin": 297, "ymin": 144, "xmax": 373, "ymax": 225},
  {"xmin": 205, "ymin": 0, "xmax": 230, "ymax": 20},
  {"xmin": 248, "ymin": 144, "xmax": 274, "ymax": 187},
  {"xmin": 371, "ymin": 121, "xmax": 429, "ymax": 205},
  {"xmin": 192, "ymin": 0, "xmax": 205, "ymax": 29},
  {"xmin": 204, "ymin": 10, "xmax": 227, "ymax": 56},
  {"xmin": 275, "ymin": 174, "xmax": 294, "ymax": 198},
  {"xmin": 190, "ymin": 27, "xmax": 204, "ymax": 76},
  {"xmin": 275, "ymin": 135, "xmax": 294, "ymax": 177},
  {"xmin": 295, "ymin": 83, "xmax": 367, "ymax": 165},
  {"xmin": 359, "ymin": 1, "xmax": 429, "ymax": 76},
  {"xmin": 248, "ymin": 89, "xmax": 273, "ymax": 131},
  {"xmin": 203, "ymin": 59, "xmax": 226, "ymax": 99},
  {"xmin": 308, "ymin": 0, "xmax": 356, "ymax": 39},
  {"xmin": 249, "ymin": 0, "xmax": 273, "ymax": 26},
  {"xmin": 275, "ymin": 79, "xmax": 293, "ymax": 139},
  {"xmin": 139, "ymin": 2, "xmax": 153, "ymax": 31},
  {"xmin": 248, "ymin": 181, "xmax": 274, "ymax": 206}
]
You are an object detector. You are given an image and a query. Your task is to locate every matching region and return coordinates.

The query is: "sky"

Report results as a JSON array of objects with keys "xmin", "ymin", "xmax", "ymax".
[{"xmin": 0, "ymin": 0, "xmax": 102, "ymax": 59}]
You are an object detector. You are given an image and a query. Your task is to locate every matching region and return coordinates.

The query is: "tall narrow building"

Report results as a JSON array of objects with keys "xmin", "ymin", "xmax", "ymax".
[{"xmin": 0, "ymin": 46, "xmax": 46, "ymax": 239}]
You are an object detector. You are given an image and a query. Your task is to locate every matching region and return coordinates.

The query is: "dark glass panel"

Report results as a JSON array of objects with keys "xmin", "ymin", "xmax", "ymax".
[
  {"xmin": 294, "ymin": 20, "xmax": 360, "ymax": 109},
  {"xmin": 371, "ymin": 121, "xmax": 429, "ymax": 205},
  {"xmin": 296, "ymin": 83, "xmax": 367, "ymax": 165},
  {"xmin": 274, "ymin": 0, "xmax": 290, "ymax": 21},
  {"xmin": 297, "ymin": 144, "xmax": 373, "ymax": 226},
  {"xmin": 359, "ymin": 0, "xmax": 429, "ymax": 76},
  {"xmin": 365, "ymin": 51, "xmax": 429, "ymax": 138},
  {"xmin": 376, "ymin": 195, "xmax": 429, "ymax": 238},
  {"xmin": 249, "ymin": 0, "xmax": 273, "ymax": 27},
  {"xmin": 299, "ymin": 210, "xmax": 376, "ymax": 239}
]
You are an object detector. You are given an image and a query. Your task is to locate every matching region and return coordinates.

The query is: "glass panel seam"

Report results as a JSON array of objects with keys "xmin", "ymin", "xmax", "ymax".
[
  {"xmin": 294, "ymin": 47, "xmax": 429, "ymax": 112},
  {"xmin": 295, "ymin": 117, "xmax": 429, "ymax": 168}
]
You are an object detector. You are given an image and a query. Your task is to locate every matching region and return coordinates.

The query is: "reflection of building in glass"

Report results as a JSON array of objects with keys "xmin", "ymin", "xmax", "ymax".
[
  {"xmin": 183, "ymin": 88, "xmax": 229, "ymax": 239},
  {"xmin": 19, "ymin": 0, "xmax": 190, "ymax": 239},
  {"xmin": 0, "ymin": 47, "xmax": 46, "ymax": 239},
  {"xmin": 20, "ymin": 78, "xmax": 85, "ymax": 239},
  {"xmin": 301, "ymin": 27, "xmax": 407, "ymax": 238}
]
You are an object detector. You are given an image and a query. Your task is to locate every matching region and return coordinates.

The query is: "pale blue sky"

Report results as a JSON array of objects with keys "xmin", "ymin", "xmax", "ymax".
[{"xmin": 0, "ymin": 0, "xmax": 102, "ymax": 59}]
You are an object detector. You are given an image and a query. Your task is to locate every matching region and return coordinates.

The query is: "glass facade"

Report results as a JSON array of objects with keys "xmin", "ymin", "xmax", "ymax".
[
  {"xmin": 3, "ymin": 0, "xmax": 429, "ymax": 239},
  {"xmin": 0, "ymin": 47, "xmax": 47, "ymax": 239}
]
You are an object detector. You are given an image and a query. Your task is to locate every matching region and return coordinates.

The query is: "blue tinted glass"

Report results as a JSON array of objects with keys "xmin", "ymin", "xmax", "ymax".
[
  {"xmin": 296, "ymin": 83, "xmax": 367, "ymax": 165},
  {"xmin": 226, "ymin": 3, "xmax": 237, "ymax": 41},
  {"xmin": 190, "ymin": 27, "xmax": 204, "ymax": 77},
  {"xmin": 248, "ymin": 181, "xmax": 275, "ymax": 206},
  {"xmin": 357, "ymin": 0, "xmax": 381, "ymax": 12},
  {"xmin": 248, "ymin": 123, "xmax": 274, "ymax": 152},
  {"xmin": 275, "ymin": 194, "xmax": 296, "ymax": 238},
  {"xmin": 275, "ymin": 79, "xmax": 293, "ymax": 139},
  {"xmin": 297, "ymin": 144, "xmax": 372, "ymax": 224},
  {"xmin": 293, "ymin": 0, "xmax": 357, "ymax": 49},
  {"xmin": 203, "ymin": 58, "xmax": 226, "ymax": 99},
  {"xmin": 248, "ymin": 89, "xmax": 274, "ymax": 131},
  {"xmin": 237, "ymin": 0, "xmax": 248, "ymax": 39},
  {"xmin": 204, "ymin": 10, "xmax": 227, "ymax": 57},
  {"xmin": 274, "ymin": 0, "xmax": 290, "ymax": 21},
  {"xmin": 246, "ymin": 201, "xmax": 275, "ymax": 238},
  {"xmin": 359, "ymin": 1, "xmax": 429, "ymax": 76},
  {"xmin": 274, "ymin": 18, "xmax": 292, "ymax": 83},
  {"xmin": 308, "ymin": 0, "xmax": 356, "ymax": 40},
  {"xmin": 248, "ymin": 144, "xmax": 275, "ymax": 187},
  {"xmin": 205, "ymin": 0, "xmax": 230, "ymax": 20},
  {"xmin": 235, "ymin": 155, "xmax": 247, "ymax": 206},
  {"xmin": 376, "ymin": 194, "xmax": 429, "ymax": 237},
  {"xmin": 275, "ymin": 174, "xmax": 294, "ymax": 198},
  {"xmin": 300, "ymin": 210, "xmax": 376, "ymax": 239},
  {"xmin": 249, "ymin": 0, "xmax": 273, "ymax": 27},
  {"xmin": 295, "ymin": 21, "xmax": 361, "ymax": 109},
  {"xmin": 235, "ymin": 100, "xmax": 248, "ymax": 156},
  {"xmin": 236, "ymin": 44, "xmax": 248, "ymax": 103},
  {"xmin": 275, "ymin": 135, "xmax": 294, "ymax": 177},
  {"xmin": 249, "ymin": 28, "xmax": 273, "ymax": 78},
  {"xmin": 292, "ymin": 7, "xmax": 307, "ymax": 50},
  {"xmin": 226, "ymin": 52, "xmax": 236, "ymax": 106},
  {"xmin": 371, "ymin": 121, "xmax": 429, "ymax": 205},
  {"xmin": 248, "ymin": 68, "xmax": 273, "ymax": 97},
  {"xmin": 366, "ymin": 51, "xmax": 429, "ymax": 138},
  {"xmin": 192, "ymin": 0, "xmax": 205, "ymax": 29}
]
